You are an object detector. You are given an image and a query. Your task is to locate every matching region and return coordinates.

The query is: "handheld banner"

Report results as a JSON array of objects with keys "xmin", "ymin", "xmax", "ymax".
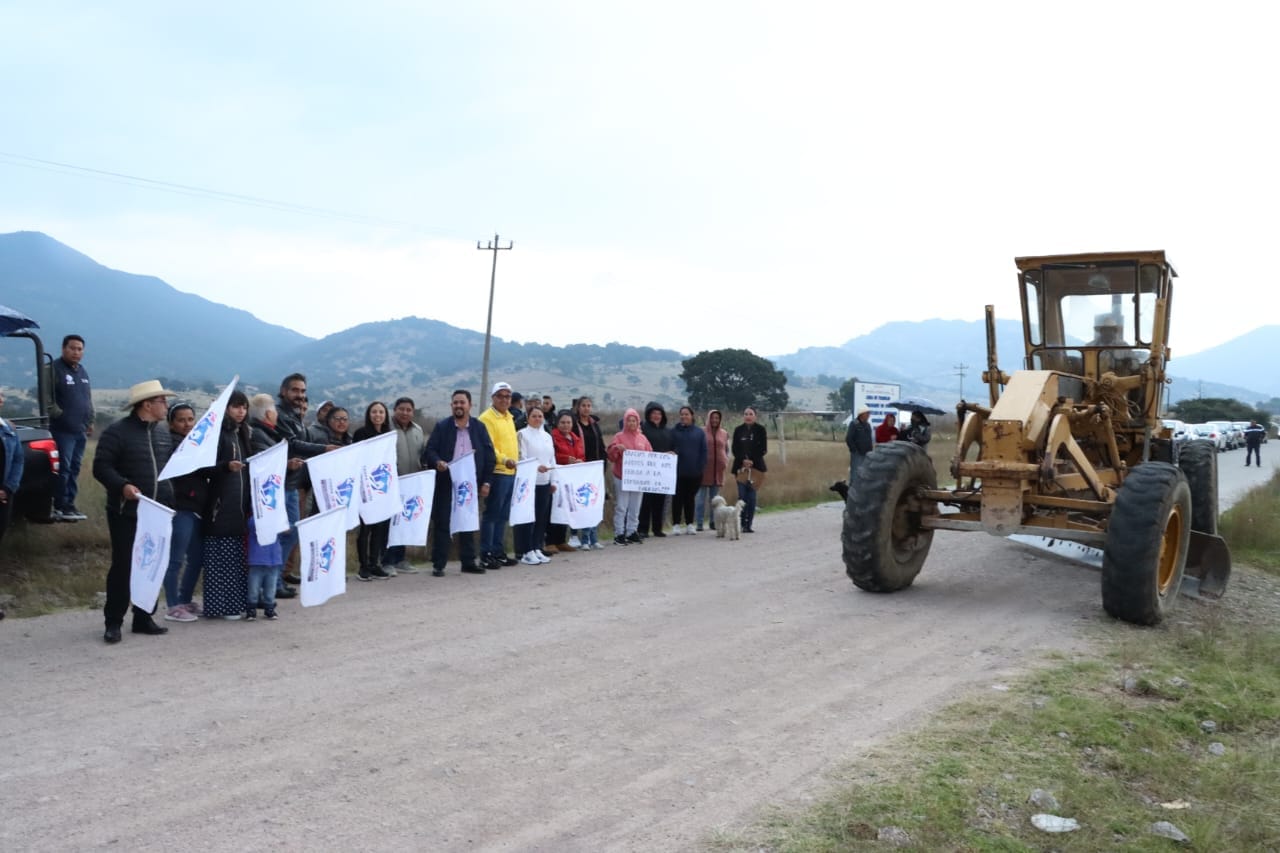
[
  {"xmin": 129, "ymin": 495, "xmax": 176, "ymax": 612},
  {"xmin": 298, "ymin": 505, "xmax": 347, "ymax": 607},
  {"xmin": 358, "ymin": 431, "xmax": 401, "ymax": 524},
  {"xmin": 448, "ymin": 451, "xmax": 480, "ymax": 534},
  {"xmin": 509, "ymin": 458, "xmax": 540, "ymax": 526},
  {"xmin": 159, "ymin": 376, "xmax": 238, "ymax": 481},
  {"xmin": 388, "ymin": 470, "xmax": 435, "ymax": 547},
  {"xmin": 248, "ymin": 439, "xmax": 289, "ymax": 546},
  {"xmin": 306, "ymin": 442, "xmax": 363, "ymax": 530}
]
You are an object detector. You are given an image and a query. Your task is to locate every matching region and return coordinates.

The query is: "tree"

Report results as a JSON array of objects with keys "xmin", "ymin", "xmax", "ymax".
[
  {"xmin": 680, "ymin": 349, "xmax": 789, "ymax": 412},
  {"xmin": 1170, "ymin": 397, "xmax": 1267, "ymax": 424},
  {"xmin": 827, "ymin": 377, "xmax": 859, "ymax": 412}
]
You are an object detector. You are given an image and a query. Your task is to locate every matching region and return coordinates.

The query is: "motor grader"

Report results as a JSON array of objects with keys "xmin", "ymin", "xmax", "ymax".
[{"xmin": 841, "ymin": 250, "xmax": 1231, "ymax": 625}]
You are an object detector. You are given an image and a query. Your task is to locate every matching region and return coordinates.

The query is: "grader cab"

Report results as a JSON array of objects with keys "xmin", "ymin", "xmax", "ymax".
[{"xmin": 841, "ymin": 250, "xmax": 1231, "ymax": 625}]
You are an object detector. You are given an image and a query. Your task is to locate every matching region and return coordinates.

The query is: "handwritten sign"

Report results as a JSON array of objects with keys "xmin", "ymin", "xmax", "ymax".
[{"xmin": 621, "ymin": 450, "xmax": 676, "ymax": 495}]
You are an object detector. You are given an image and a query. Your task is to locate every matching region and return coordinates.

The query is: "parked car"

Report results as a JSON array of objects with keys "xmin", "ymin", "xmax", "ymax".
[
  {"xmin": 1190, "ymin": 423, "xmax": 1227, "ymax": 452},
  {"xmin": 1209, "ymin": 420, "xmax": 1241, "ymax": 450},
  {"xmin": 2, "ymin": 313, "xmax": 60, "ymax": 522},
  {"xmin": 1161, "ymin": 418, "xmax": 1190, "ymax": 444}
]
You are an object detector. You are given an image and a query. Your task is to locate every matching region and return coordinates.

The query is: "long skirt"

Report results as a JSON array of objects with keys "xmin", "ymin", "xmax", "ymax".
[{"xmin": 202, "ymin": 534, "xmax": 248, "ymax": 617}]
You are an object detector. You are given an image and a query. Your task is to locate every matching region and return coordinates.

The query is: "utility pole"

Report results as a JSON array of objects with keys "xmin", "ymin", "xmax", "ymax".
[
  {"xmin": 476, "ymin": 233, "xmax": 513, "ymax": 399},
  {"xmin": 954, "ymin": 362, "xmax": 969, "ymax": 401}
]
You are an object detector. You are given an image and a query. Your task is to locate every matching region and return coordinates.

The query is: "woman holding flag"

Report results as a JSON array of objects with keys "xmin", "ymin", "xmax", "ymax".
[
  {"xmin": 515, "ymin": 405, "xmax": 556, "ymax": 564},
  {"xmin": 201, "ymin": 390, "xmax": 252, "ymax": 620},
  {"xmin": 353, "ymin": 401, "xmax": 393, "ymax": 581}
]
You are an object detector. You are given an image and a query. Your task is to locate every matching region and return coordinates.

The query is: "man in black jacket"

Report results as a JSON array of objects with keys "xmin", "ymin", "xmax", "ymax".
[
  {"xmin": 273, "ymin": 374, "xmax": 336, "ymax": 597},
  {"xmin": 423, "ymin": 389, "xmax": 495, "ymax": 576},
  {"xmin": 92, "ymin": 379, "xmax": 176, "ymax": 644},
  {"xmin": 1243, "ymin": 420, "xmax": 1266, "ymax": 467},
  {"xmin": 845, "ymin": 406, "xmax": 873, "ymax": 486},
  {"xmin": 50, "ymin": 334, "xmax": 94, "ymax": 521}
]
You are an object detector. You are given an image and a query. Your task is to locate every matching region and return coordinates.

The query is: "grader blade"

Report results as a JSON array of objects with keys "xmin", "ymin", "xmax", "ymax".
[{"xmin": 1181, "ymin": 531, "xmax": 1232, "ymax": 600}]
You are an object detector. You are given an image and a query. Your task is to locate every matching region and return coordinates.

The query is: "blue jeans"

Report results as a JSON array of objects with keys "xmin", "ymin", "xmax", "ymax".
[
  {"xmin": 276, "ymin": 489, "xmax": 301, "ymax": 589},
  {"xmin": 247, "ymin": 564, "xmax": 282, "ymax": 612},
  {"xmin": 52, "ymin": 429, "xmax": 87, "ymax": 511},
  {"xmin": 481, "ymin": 473, "xmax": 515, "ymax": 556},
  {"xmin": 163, "ymin": 510, "xmax": 204, "ymax": 607},
  {"xmin": 695, "ymin": 485, "xmax": 721, "ymax": 528}
]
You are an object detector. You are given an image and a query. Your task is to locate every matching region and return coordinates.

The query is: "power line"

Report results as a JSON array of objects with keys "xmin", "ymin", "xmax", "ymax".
[{"xmin": 0, "ymin": 150, "xmax": 433, "ymax": 231}]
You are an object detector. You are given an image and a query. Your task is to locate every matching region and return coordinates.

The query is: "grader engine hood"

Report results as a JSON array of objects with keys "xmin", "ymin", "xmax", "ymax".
[{"xmin": 974, "ymin": 371, "xmax": 1057, "ymax": 535}]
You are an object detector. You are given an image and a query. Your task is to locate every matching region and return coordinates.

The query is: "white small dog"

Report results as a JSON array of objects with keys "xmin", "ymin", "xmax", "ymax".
[{"xmin": 711, "ymin": 495, "xmax": 744, "ymax": 540}]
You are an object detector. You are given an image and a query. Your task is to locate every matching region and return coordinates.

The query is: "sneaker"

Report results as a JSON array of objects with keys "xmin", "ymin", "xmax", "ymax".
[
  {"xmin": 591, "ymin": 542, "xmax": 606, "ymax": 551},
  {"xmin": 499, "ymin": 553, "xmax": 518, "ymax": 567},
  {"xmin": 245, "ymin": 610, "xmax": 257, "ymax": 622},
  {"xmin": 265, "ymin": 608, "xmax": 278, "ymax": 621},
  {"xmin": 687, "ymin": 525, "xmax": 698, "ymax": 535},
  {"xmin": 626, "ymin": 532, "xmax": 644, "ymax": 544},
  {"xmin": 695, "ymin": 524, "xmax": 704, "ymax": 532},
  {"xmin": 64, "ymin": 506, "xmax": 89, "ymax": 521},
  {"xmin": 383, "ymin": 565, "xmax": 398, "ymax": 577},
  {"xmin": 164, "ymin": 605, "xmax": 198, "ymax": 623},
  {"xmin": 614, "ymin": 537, "xmax": 629, "ymax": 546},
  {"xmin": 396, "ymin": 562, "xmax": 420, "ymax": 574},
  {"xmin": 357, "ymin": 570, "xmax": 373, "ymax": 582},
  {"xmin": 283, "ymin": 573, "xmax": 302, "ymax": 585},
  {"xmin": 367, "ymin": 567, "xmax": 392, "ymax": 579},
  {"xmin": 568, "ymin": 535, "xmax": 582, "ymax": 549},
  {"xmin": 652, "ymin": 530, "xmax": 666, "ymax": 538},
  {"xmin": 460, "ymin": 564, "xmax": 486, "ymax": 574},
  {"xmin": 671, "ymin": 525, "xmax": 684, "ymax": 536},
  {"xmin": 535, "ymin": 550, "xmax": 552, "ymax": 563},
  {"xmin": 184, "ymin": 601, "xmax": 204, "ymax": 616},
  {"xmin": 276, "ymin": 585, "xmax": 298, "ymax": 599},
  {"xmin": 520, "ymin": 552, "xmax": 541, "ymax": 565},
  {"xmin": 223, "ymin": 614, "xmax": 243, "ymax": 621}
]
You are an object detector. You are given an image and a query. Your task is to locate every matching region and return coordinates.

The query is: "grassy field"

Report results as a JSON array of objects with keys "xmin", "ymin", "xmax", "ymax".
[{"xmin": 709, "ymin": 470, "xmax": 1280, "ymax": 852}]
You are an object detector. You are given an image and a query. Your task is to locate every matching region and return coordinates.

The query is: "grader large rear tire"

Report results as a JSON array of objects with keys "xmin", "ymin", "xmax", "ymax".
[
  {"xmin": 842, "ymin": 443, "xmax": 937, "ymax": 592},
  {"xmin": 1102, "ymin": 462, "xmax": 1191, "ymax": 625},
  {"xmin": 1178, "ymin": 439, "xmax": 1219, "ymax": 535}
]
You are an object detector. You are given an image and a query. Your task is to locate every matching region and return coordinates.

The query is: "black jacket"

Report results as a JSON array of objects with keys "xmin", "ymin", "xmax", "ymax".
[
  {"xmin": 203, "ymin": 422, "xmax": 251, "ymax": 537},
  {"xmin": 50, "ymin": 357, "xmax": 94, "ymax": 432},
  {"xmin": 731, "ymin": 422, "xmax": 768, "ymax": 473},
  {"xmin": 846, "ymin": 419, "xmax": 873, "ymax": 455},
  {"xmin": 423, "ymin": 418, "xmax": 496, "ymax": 491},
  {"xmin": 93, "ymin": 413, "xmax": 174, "ymax": 517},
  {"xmin": 574, "ymin": 414, "xmax": 606, "ymax": 462},
  {"xmin": 275, "ymin": 398, "xmax": 330, "ymax": 489},
  {"xmin": 642, "ymin": 402, "xmax": 673, "ymax": 453}
]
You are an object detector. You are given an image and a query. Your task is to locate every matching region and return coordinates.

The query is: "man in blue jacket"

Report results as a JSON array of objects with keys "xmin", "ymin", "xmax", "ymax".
[
  {"xmin": 423, "ymin": 389, "xmax": 495, "ymax": 576},
  {"xmin": 50, "ymin": 334, "xmax": 94, "ymax": 521}
]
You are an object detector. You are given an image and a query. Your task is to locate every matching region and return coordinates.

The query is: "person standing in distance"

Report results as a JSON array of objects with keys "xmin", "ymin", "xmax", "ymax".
[
  {"xmin": 478, "ymin": 382, "xmax": 519, "ymax": 568},
  {"xmin": 50, "ymin": 334, "xmax": 94, "ymax": 521},
  {"xmin": 92, "ymin": 380, "xmax": 177, "ymax": 644}
]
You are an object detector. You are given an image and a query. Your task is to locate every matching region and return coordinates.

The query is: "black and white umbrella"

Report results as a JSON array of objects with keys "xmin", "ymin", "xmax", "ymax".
[{"xmin": 885, "ymin": 396, "xmax": 947, "ymax": 416}]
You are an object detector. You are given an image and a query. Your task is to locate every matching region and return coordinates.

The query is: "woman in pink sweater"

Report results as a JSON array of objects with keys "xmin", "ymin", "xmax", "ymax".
[{"xmin": 606, "ymin": 408, "xmax": 652, "ymax": 545}]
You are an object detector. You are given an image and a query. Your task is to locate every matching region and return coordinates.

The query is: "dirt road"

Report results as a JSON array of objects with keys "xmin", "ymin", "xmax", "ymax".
[{"xmin": 2, "ymin": 499, "xmax": 1124, "ymax": 852}]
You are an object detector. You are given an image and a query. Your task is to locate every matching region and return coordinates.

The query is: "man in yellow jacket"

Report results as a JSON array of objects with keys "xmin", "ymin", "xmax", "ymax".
[{"xmin": 479, "ymin": 381, "xmax": 519, "ymax": 568}]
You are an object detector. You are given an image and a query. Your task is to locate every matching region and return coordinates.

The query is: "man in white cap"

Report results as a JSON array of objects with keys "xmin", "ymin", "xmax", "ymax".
[
  {"xmin": 92, "ymin": 379, "xmax": 177, "ymax": 644},
  {"xmin": 845, "ymin": 405, "xmax": 873, "ymax": 486},
  {"xmin": 478, "ymin": 381, "xmax": 519, "ymax": 568}
]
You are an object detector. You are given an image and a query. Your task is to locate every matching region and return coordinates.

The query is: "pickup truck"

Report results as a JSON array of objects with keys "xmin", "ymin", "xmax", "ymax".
[{"xmin": 2, "ymin": 317, "xmax": 61, "ymax": 523}]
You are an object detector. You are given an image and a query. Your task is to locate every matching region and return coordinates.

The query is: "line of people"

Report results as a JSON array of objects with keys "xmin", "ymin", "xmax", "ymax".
[{"xmin": 92, "ymin": 371, "xmax": 768, "ymax": 643}]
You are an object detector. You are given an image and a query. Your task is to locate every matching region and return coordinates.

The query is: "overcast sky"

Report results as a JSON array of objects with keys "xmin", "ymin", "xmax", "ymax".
[{"xmin": 2, "ymin": 2, "xmax": 1275, "ymax": 358}]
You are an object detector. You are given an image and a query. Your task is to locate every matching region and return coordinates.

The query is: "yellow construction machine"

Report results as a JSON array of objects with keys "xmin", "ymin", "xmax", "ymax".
[{"xmin": 841, "ymin": 250, "xmax": 1231, "ymax": 625}]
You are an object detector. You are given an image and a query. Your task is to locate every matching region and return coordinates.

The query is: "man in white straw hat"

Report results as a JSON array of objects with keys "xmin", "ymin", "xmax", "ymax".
[
  {"xmin": 845, "ymin": 404, "xmax": 873, "ymax": 487},
  {"xmin": 92, "ymin": 379, "xmax": 177, "ymax": 644}
]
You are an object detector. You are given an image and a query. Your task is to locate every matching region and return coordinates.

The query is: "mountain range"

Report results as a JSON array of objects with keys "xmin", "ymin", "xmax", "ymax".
[{"xmin": 1, "ymin": 231, "xmax": 1276, "ymax": 414}]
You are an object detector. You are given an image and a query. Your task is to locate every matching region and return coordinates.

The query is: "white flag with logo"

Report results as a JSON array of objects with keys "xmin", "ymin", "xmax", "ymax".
[
  {"xmin": 159, "ymin": 375, "xmax": 238, "ymax": 481},
  {"xmin": 129, "ymin": 495, "xmax": 175, "ymax": 612},
  {"xmin": 552, "ymin": 460, "xmax": 606, "ymax": 528},
  {"xmin": 357, "ymin": 431, "xmax": 401, "ymax": 523},
  {"xmin": 448, "ymin": 450, "xmax": 480, "ymax": 533},
  {"xmin": 388, "ymin": 470, "xmax": 435, "ymax": 547},
  {"xmin": 509, "ymin": 458, "xmax": 540, "ymax": 526},
  {"xmin": 306, "ymin": 442, "xmax": 363, "ymax": 530},
  {"xmin": 298, "ymin": 505, "xmax": 347, "ymax": 607},
  {"xmin": 248, "ymin": 439, "xmax": 289, "ymax": 546}
]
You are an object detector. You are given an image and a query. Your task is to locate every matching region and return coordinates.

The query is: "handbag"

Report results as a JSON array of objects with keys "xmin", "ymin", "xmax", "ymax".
[{"xmin": 735, "ymin": 468, "xmax": 766, "ymax": 489}]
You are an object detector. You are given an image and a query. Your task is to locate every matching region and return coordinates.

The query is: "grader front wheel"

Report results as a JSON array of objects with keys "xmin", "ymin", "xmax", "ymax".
[
  {"xmin": 1102, "ymin": 463, "xmax": 1192, "ymax": 625},
  {"xmin": 842, "ymin": 443, "xmax": 938, "ymax": 592}
]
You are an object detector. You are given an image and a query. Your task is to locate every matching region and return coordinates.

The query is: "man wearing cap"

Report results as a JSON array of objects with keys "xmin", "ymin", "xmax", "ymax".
[
  {"xmin": 478, "ymin": 381, "xmax": 519, "ymax": 568},
  {"xmin": 92, "ymin": 380, "xmax": 177, "ymax": 644},
  {"xmin": 845, "ymin": 405, "xmax": 873, "ymax": 487}
]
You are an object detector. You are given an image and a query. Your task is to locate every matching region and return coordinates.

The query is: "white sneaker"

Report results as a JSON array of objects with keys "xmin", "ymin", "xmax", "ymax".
[
  {"xmin": 535, "ymin": 550, "xmax": 552, "ymax": 563},
  {"xmin": 591, "ymin": 542, "xmax": 606, "ymax": 551},
  {"xmin": 568, "ymin": 535, "xmax": 582, "ymax": 549},
  {"xmin": 687, "ymin": 525, "xmax": 697, "ymax": 535},
  {"xmin": 520, "ymin": 552, "xmax": 542, "ymax": 565},
  {"xmin": 396, "ymin": 561, "xmax": 420, "ymax": 574},
  {"xmin": 671, "ymin": 525, "xmax": 684, "ymax": 535}
]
